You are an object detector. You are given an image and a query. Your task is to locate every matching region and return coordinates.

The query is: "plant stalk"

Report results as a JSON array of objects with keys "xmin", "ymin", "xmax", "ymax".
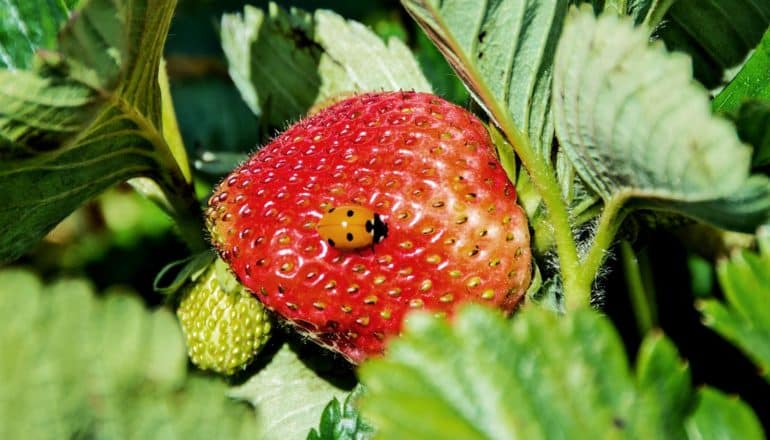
[
  {"xmin": 493, "ymin": 114, "xmax": 586, "ymax": 309},
  {"xmin": 115, "ymin": 86, "xmax": 208, "ymax": 254},
  {"xmin": 620, "ymin": 240, "xmax": 658, "ymax": 336},
  {"xmin": 570, "ymin": 195, "xmax": 627, "ymax": 309}
]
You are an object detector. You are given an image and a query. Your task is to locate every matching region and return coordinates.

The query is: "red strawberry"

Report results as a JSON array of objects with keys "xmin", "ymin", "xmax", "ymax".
[{"xmin": 206, "ymin": 91, "xmax": 531, "ymax": 364}]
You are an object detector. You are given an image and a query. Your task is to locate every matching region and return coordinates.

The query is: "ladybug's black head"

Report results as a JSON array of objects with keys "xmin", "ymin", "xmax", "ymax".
[{"xmin": 372, "ymin": 213, "xmax": 388, "ymax": 244}]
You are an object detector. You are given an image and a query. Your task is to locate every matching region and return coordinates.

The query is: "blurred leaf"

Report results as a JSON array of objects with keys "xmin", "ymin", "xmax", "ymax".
[
  {"xmin": 413, "ymin": 29, "xmax": 468, "ymax": 105},
  {"xmin": 553, "ymin": 8, "xmax": 770, "ymax": 233},
  {"xmin": 220, "ymin": 3, "xmax": 431, "ymax": 127},
  {"xmin": 713, "ymin": 27, "xmax": 770, "ymax": 114},
  {"xmin": 0, "ymin": 0, "xmax": 197, "ymax": 263},
  {"xmin": 686, "ymin": 387, "xmax": 765, "ymax": 440},
  {"xmin": 635, "ymin": 333, "xmax": 692, "ymax": 437},
  {"xmin": 364, "ymin": 9, "xmax": 409, "ymax": 43},
  {"xmin": 687, "ymin": 253, "xmax": 714, "ymax": 298},
  {"xmin": 99, "ymin": 187, "xmax": 175, "ymax": 240},
  {"xmin": 0, "ymin": 0, "xmax": 78, "ymax": 68},
  {"xmin": 698, "ymin": 228, "xmax": 770, "ymax": 383},
  {"xmin": 307, "ymin": 385, "xmax": 375, "ymax": 440},
  {"xmin": 733, "ymin": 100, "xmax": 770, "ymax": 167},
  {"xmin": 229, "ymin": 344, "xmax": 350, "ymax": 440},
  {"xmin": 359, "ymin": 305, "xmax": 697, "ymax": 438},
  {"xmin": 401, "ymin": 0, "xmax": 567, "ymax": 159},
  {"xmin": 627, "ymin": 0, "xmax": 676, "ymax": 28},
  {"xmin": 0, "ymin": 268, "xmax": 259, "ymax": 438},
  {"xmin": 657, "ymin": 0, "xmax": 770, "ymax": 89},
  {"xmin": 602, "ymin": 0, "xmax": 676, "ymax": 28},
  {"xmin": 171, "ymin": 79, "xmax": 260, "ymax": 154},
  {"xmin": 193, "ymin": 150, "xmax": 249, "ymax": 177}
]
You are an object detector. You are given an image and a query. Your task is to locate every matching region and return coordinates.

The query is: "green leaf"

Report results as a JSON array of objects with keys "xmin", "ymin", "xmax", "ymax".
[
  {"xmin": 359, "ymin": 305, "xmax": 696, "ymax": 439},
  {"xmin": 713, "ymin": 27, "xmax": 770, "ymax": 114},
  {"xmin": 686, "ymin": 387, "xmax": 765, "ymax": 440},
  {"xmin": 635, "ymin": 333, "xmax": 693, "ymax": 437},
  {"xmin": 627, "ymin": 0, "xmax": 676, "ymax": 28},
  {"xmin": 401, "ymin": 0, "xmax": 567, "ymax": 158},
  {"xmin": 698, "ymin": 228, "xmax": 770, "ymax": 382},
  {"xmin": 0, "ymin": 268, "xmax": 259, "ymax": 438},
  {"xmin": 734, "ymin": 100, "xmax": 770, "ymax": 167},
  {"xmin": 307, "ymin": 385, "xmax": 375, "ymax": 440},
  {"xmin": 553, "ymin": 8, "xmax": 769, "ymax": 232},
  {"xmin": 413, "ymin": 29, "xmax": 469, "ymax": 105},
  {"xmin": 313, "ymin": 9, "xmax": 431, "ymax": 97},
  {"xmin": 659, "ymin": 175, "xmax": 770, "ymax": 232},
  {"xmin": 153, "ymin": 250, "xmax": 215, "ymax": 297},
  {"xmin": 220, "ymin": 3, "xmax": 431, "ymax": 126},
  {"xmin": 657, "ymin": 0, "xmax": 770, "ymax": 89},
  {"xmin": 0, "ymin": 0, "xmax": 78, "ymax": 68},
  {"xmin": 710, "ymin": 28, "xmax": 770, "ymax": 167},
  {"xmin": 0, "ymin": 0, "xmax": 199, "ymax": 264},
  {"xmin": 229, "ymin": 344, "xmax": 350, "ymax": 440},
  {"xmin": 170, "ymin": 79, "xmax": 260, "ymax": 155},
  {"xmin": 601, "ymin": 0, "xmax": 676, "ymax": 28}
]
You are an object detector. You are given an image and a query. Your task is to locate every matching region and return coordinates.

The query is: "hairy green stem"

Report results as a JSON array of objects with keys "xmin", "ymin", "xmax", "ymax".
[
  {"xmin": 493, "ymin": 114, "xmax": 585, "ymax": 309},
  {"xmin": 570, "ymin": 195, "xmax": 627, "ymax": 309},
  {"xmin": 620, "ymin": 240, "xmax": 658, "ymax": 336}
]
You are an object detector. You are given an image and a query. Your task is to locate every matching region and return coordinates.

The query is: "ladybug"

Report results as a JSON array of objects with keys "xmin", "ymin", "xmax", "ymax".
[{"xmin": 317, "ymin": 204, "xmax": 388, "ymax": 250}]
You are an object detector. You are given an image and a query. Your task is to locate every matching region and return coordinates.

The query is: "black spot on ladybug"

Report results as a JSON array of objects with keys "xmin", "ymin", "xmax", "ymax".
[
  {"xmin": 328, "ymin": 238, "xmax": 336, "ymax": 247},
  {"xmin": 346, "ymin": 209, "xmax": 355, "ymax": 217},
  {"xmin": 365, "ymin": 220, "xmax": 373, "ymax": 232},
  {"xmin": 328, "ymin": 207, "xmax": 335, "ymax": 213},
  {"xmin": 346, "ymin": 232, "xmax": 354, "ymax": 242}
]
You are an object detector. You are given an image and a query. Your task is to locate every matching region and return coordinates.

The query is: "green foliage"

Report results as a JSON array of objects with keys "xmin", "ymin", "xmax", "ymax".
[
  {"xmin": 228, "ymin": 344, "xmax": 353, "ymax": 440},
  {"xmin": 0, "ymin": 0, "xmax": 202, "ymax": 264},
  {"xmin": 712, "ymin": 27, "xmax": 770, "ymax": 167},
  {"xmin": 635, "ymin": 334, "xmax": 692, "ymax": 436},
  {"xmin": 307, "ymin": 385, "xmax": 375, "ymax": 440},
  {"xmin": 220, "ymin": 3, "xmax": 431, "ymax": 128},
  {"xmin": 552, "ymin": 7, "xmax": 770, "ymax": 233},
  {"xmin": 413, "ymin": 29, "xmax": 468, "ymax": 104},
  {"xmin": 0, "ymin": 0, "xmax": 78, "ymax": 68},
  {"xmin": 713, "ymin": 27, "xmax": 770, "ymax": 113},
  {"xmin": 686, "ymin": 388, "xmax": 766, "ymax": 440},
  {"xmin": 359, "ymin": 305, "xmax": 760, "ymax": 439},
  {"xmin": 401, "ymin": 0, "xmax": 567, "ymax": 158},
  {"xmin": 734, "ymin": 100, "xmax": 770, "ymax": 167},
  {"xmin": 698, "ymin": 229, "xmax": 770, "ymax": 382},
  {"xmin": 0, "ymin": 268, "xmax": 259, "ymax": 439},
  {"xmin": 2, "ymin": 0, "xmax": 769, "ymax": 437},
  {"xmin": 657, "ymin": 0, "xmax": 770, "ymax": 89},
  {"xmin": 626, "ymin": 0, "xmax": 676, "ymax": 28}
]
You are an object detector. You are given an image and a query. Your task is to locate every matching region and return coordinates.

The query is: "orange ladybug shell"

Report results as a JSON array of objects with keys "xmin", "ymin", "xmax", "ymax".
[{"xmin": 317, "ymin": 205, "xmax": 388, "ymax": 250}]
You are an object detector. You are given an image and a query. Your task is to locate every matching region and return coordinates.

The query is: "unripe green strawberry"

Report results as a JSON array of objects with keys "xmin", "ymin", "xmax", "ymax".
[
  {"xmin": 206, "ymin": 91, "xmax": 531, "ymax": 364},
  {"xmin": 177, "ymin": 258, "xmax": 272, "ymax": 375}
]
